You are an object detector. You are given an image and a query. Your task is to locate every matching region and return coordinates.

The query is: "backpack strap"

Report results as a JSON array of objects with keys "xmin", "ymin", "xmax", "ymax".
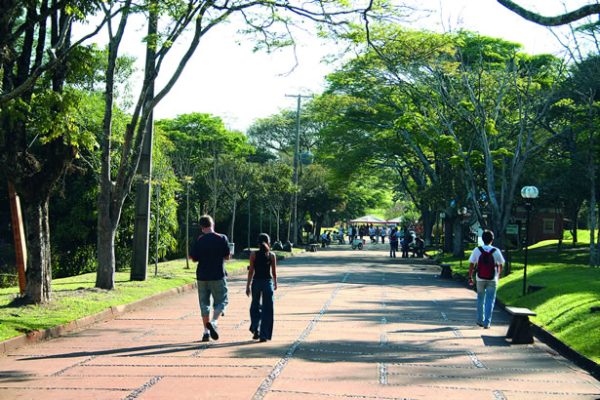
[
  {"xmin": 478, "ymin": 246, "xmax": 484, "ymax": 253},
  {"xmin": 489, "ymin": 248, "xmax": 496, "ymax": 254}
]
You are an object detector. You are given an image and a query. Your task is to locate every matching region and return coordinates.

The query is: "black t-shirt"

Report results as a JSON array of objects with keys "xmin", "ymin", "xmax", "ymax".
[
  {"xmin": 253, "ymin": 250, "xmax": 273, "ymax": 280},
  {"xmin": 190, "ymin": 232, "xmax": 230, "ymax": 281}
]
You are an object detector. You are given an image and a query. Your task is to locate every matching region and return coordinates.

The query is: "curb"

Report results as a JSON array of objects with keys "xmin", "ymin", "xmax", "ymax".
[
  {"xmin": 448, "ymin": 270, "xmax": 599, "ymax": 379},
  {"xmin": 0, "ymin": 282, "xmax": 198, "ymax": 356},
  {"xmin": 495, "ymin": 299, "xmax": 600, "ymax": 380}
]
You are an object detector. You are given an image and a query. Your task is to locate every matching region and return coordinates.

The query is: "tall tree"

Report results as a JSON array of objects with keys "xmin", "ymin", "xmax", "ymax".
[
  {"xmin": 94, "ymin": 0, "xmax": 375, "ymax": 289},
  {"xmin": 0, "ymin": 2, "xmax": 109, "ymax": 303}
]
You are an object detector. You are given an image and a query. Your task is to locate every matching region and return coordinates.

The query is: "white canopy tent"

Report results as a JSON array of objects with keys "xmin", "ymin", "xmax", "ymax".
[
  {"xmin": 349, "ymin": 215, "xmax": 388, "ymax": 224},
  {"xmin": 386, "ymin": 217, "xmax": 402, "ymax": 225}
]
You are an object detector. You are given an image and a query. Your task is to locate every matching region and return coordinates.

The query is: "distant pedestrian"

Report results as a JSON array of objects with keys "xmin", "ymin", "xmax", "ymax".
[
  {"xmin": 389, "ymin": 227, "xmax": 398, "ymax": 258},
  {"xmin": 401, "ymin": 229, "xmax": 411, "ymax": 258},
  {"xmin": 246, "ymin": 233, "xmax": 278, "ymax": 342},
  {"xmin": 380, "ymin": 227, "xmax": 386, "ymax": 244},
  {"xmin": 468, "ymin": 230, "xmax": 505, "ymax": 329},
  {"xmin": 190, "ymin": 215, "xmax": 231, "ymax": 342}
]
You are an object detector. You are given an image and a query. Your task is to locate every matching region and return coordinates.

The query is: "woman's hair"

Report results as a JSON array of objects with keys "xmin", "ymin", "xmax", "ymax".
[{"xmin": 258, "ymin": 233, "xmax": 271, "ymax": 253}]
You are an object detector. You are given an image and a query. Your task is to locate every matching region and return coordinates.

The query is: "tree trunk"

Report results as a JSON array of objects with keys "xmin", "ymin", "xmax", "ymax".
[
  {"xmin": 572, "ymin": 208, "xmax": 579, "ymax": 247},
  {"xmin": 452, "ymin": 218, "xmax": 464, "ymax": 258},
  {"xmin": 421, "ymin": 208, "xmax": 434, "ymax": 245},
  {"xmin": 23, "ymin": 199, "xmax": 52, "ymax": 303},
  {"xmin": 229, "ymin": 194, "xmax": 237, "ymax": 241},
  {"xmin": 212, "ymin": 152, "xmax": 218, "ymax": 218},
  {"xmin": 590, "ymin": 163, "xmax": 598, "ymax": 266},
  {"xmin": 275, "ymin": 209, "xmax": 280, "ymax": 241},
  {"xmin": 96, "ymin": 200, "xmax": 117, "ymax": 290},
  {"xmin": 443, "ymin": 216, "xmax": 453, "ymax": 253}
]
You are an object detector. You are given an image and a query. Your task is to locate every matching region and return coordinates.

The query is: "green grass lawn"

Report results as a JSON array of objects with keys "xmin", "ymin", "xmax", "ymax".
[
  {"xmin": 0, "ymin": 259, "xmax": 249, "ymax": 342},
  {"xmin": 441, "ymin": 230, "xmax": 600, "ymax": 364}
]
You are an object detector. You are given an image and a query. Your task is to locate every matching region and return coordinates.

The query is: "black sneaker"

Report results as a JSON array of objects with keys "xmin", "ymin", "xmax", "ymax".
[
  {"xmin": 476, "ymin": 322, "xmax": 484, "ymax": 327},
  {"xmin": 259, "ymin": 338, "xmax": 267, "ymax": 342},
  {"xmin": 206, "ymin": 321, "xmax": 219, "ymax": 340},
  {"xmin": 253, "ymin": 331, "xmax": 260, "ymax": 340},
  {"xmin": 201, "ymin": 333, "xmax": 210, "ymax": 342}
]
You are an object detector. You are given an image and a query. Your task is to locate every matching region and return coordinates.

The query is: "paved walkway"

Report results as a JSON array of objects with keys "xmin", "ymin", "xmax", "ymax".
[{"xmin": 0, "ymin": 249, "xmax": 598, "ymax": 399}]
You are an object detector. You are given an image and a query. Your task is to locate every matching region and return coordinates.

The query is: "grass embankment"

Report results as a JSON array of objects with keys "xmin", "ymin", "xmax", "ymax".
[
  {"xmin": 441, "ymin": 231, "xmax": 600, "ymax": 364},
  {"xmin": 0, "ymin": 258, "xmax": 250, "ymax": 343}
]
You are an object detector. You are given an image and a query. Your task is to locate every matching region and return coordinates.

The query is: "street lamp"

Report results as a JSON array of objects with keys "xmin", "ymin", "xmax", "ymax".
[{"xmin": 521, "ymin": 186, "xmax": 539, "ymax": 295}]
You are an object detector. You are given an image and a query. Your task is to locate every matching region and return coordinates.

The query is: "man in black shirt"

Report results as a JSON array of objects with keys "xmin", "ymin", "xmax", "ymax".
[{"xmin": 190, "ymin": 215, "xmax": 231, "ymax": 342}]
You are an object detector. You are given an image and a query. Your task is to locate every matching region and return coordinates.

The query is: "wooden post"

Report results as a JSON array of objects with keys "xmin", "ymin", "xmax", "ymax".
[{"xmin": 7, "ymin": 181, "xmax": 27, "ymax": 294}]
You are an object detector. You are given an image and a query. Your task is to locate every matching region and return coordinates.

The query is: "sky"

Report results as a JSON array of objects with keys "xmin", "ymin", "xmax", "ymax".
[{"xmin": 117, "ymin": 0, "xmax": 589, "ymax": 132}]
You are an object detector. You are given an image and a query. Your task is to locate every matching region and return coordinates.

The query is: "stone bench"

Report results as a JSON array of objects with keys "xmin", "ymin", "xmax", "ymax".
[
  {"xmin": 439, "ymin": 263, "xmax": 452, "ymax": 279},
  {"xmin": 505, "ymin": 306, "xmax": 537, "ymax": 344}
]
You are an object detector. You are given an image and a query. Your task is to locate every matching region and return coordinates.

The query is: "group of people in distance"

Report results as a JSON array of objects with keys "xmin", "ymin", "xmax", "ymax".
[{"xmin": 190, "ymin": 214, "xmax": 277, "ymax": 343}]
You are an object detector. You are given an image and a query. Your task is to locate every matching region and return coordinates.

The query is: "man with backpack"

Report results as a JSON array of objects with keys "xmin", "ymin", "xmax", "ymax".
[{"xmin": 468, "ymin": 230, "xmax": 505, "ymax": 329}]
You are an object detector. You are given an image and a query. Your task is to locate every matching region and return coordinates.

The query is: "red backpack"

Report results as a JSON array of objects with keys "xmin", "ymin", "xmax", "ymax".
[{"xmin": 477, "ymin": 247, "xmax": 497, "ymax": 279}]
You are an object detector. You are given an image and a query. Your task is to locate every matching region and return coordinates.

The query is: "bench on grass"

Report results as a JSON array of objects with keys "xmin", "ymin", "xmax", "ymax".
[
  {"xmin": 306, "ymin": 244, "xmax": 318, "ymax": 252},
  {"xmin": 505, "ymin": 306, "xmax": 537, "ymax": 344},
  {"xmin": 439, "ymin": 263, "xmax": 452, "ymax": 279}
]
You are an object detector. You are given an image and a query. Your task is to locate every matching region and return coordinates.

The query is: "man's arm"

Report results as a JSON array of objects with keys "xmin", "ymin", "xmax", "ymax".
[
  {"xmin": 468, "ymin": 262, "xmax": 475, "ymax": 286},
  {"xmin": 190, "ymin": 239, "xmax": 199, "ymax": 262}
]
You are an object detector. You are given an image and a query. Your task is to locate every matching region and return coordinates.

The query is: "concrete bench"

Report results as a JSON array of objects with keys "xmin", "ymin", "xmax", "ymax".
[
  {"xmin": 505, "ymin": 306, "xmax": 537, "ymax": 344},
  {"xmin": 439, "ymin": 263, "xmax": 452, "ymax": 279},
  {"xmin": 306, "ymin": 244, "xmax": 318, "ymax": 252}
]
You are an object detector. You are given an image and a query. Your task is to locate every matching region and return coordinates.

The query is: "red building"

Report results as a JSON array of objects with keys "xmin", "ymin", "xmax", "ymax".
[{"xmin": 510, "ymin": 206, "xmax": 564, "ymax": 245}]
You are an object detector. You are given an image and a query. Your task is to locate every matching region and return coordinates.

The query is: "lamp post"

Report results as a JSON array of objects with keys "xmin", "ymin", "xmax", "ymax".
[{"xmin": 521, "ymin": 186, "xmax": 539, "ymax": 295}]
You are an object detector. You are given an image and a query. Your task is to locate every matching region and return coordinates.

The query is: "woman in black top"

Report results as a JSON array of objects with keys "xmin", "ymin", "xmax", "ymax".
[{"xmin": 246, "ymin": 233, "xmax": 278, "ymax": 342}]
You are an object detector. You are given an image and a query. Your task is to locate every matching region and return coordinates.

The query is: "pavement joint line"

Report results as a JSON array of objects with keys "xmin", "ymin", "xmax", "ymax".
[
  {"xmin": 452, "ymin": 327, "xmax": 463, "ymax": 338},
  {"xmin": 401, "ymin": 385, "xmax": 600, "ymax": 396},
  {"xmin": 390, "ymin": 362, "xmax": 585, "ymax": 373},
  {"xmin": 190, "ymin": 343, "xmax": 209, "ymax": 357},
  {"xmin": 233, "ymin": 319, "xmax": 250, "ymax": 330},
  {"xmin": 122, "ymin": 375, "xmax": 162, "ymax": 400},
  {"xmin": 493, "ymin": 389, "xmax": 508, "ymax": 400},
  {"xmin": 177, "ymin": 311, "xmax": 197, "ymax": 320},
  {"xmin": 0, "ymin": 386, "xmax": 130, "ymax": 392},
  {"xmin": 379, "ymin": 333, "xmax": 388, "ymax": 347},
  {"xmin": 379, "ymin": 362, "xmax": 388, "ymax": 385},
  {"xmin": 304, "ymin": 348, "xmax": 369, "ymax": 355},
  {"xmin": 386, "ymin": 372, "xmax": 598, "ymax": 384},
  {"xmin": 269, "ymin": 389, "xmax": 417, "ymax": 399},
  {"xmin": 440, "ymin": 311, "xmax": 448, "ymax": 321},
  {"xmin": 50, "ymin": 355, "xmax": 96, "ymax": 376},
  {"xmin": 251, "ymin": 272, "xmax": 350, "ymax": 400},
  {"xmin": 467, "ymin": 351, "xmax": 486, "ymax": 368},
  {"xmin": 131, "ymin": 330, "xmax": 155, "ymax": 341},
  {"xmin": 82, "ymin": 363, "xmax": 272, "ymax": 368}
]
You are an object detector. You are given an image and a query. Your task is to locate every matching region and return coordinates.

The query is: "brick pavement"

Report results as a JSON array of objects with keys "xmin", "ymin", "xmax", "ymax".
[{"xmin": 0, "ymin": 249, "xmax": 598, "ymax": 399}]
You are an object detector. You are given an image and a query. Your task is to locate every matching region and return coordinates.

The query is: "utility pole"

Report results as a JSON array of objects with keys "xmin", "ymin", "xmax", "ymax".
[
  {"xmin": 285, "ymin": 94, "xmax": 311, "ymax": 245},
  {"xmin": 154, "ymin": 183, "xmax": 160, "ymax": 277},
  {"xmin": 7, "ymin": 182, "xmax": 27, "ymax": 294},
  {"xmin": 131, "ymin": 4, "xmax": 157, "ymax": 281},
  {"xmin": 184, "ymin": 176, "xmax": 192, "ymax": 269}
]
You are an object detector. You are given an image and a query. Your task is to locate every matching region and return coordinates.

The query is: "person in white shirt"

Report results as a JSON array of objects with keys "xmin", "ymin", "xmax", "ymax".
[{"xmin": 468, "ymin": 230, "xmax": 505, "ymax": 329}]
